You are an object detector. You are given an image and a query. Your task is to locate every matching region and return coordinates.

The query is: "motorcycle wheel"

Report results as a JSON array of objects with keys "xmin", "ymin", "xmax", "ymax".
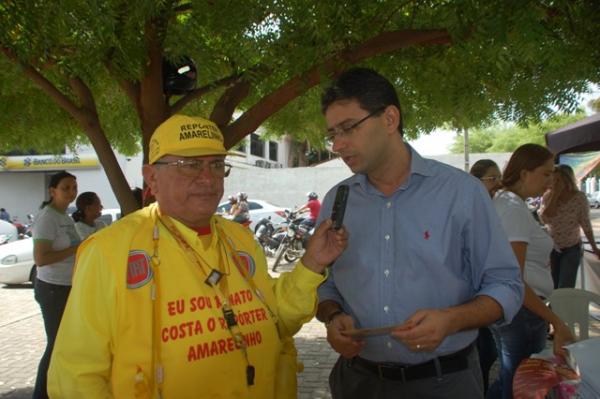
[
  {"xmin": 284, "ymin": 252, "xmax": 299, "ymax": 263},
  {"xmin": 272, "ymin": 240, "xmax": 288, "ymax": 272}
]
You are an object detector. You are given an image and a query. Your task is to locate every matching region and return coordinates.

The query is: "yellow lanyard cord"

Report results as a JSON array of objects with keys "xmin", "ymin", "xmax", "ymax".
[
  {"xmin": 150, "ymin": 223, "xmax": 163, "ymax": 398},
  {"xmin": 149, "ymin": 207, "xmax": 279, "ymax": 390},
  {"xmin": 216, "ymin": 224, "xmax": 279, "ymax": 328}
]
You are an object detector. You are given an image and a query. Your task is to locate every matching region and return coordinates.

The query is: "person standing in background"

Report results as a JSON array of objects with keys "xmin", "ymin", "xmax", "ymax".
[
  {"xmin": 32, "ymin": 171, "xmax": 80, "ymax": 399},
  {"xmin": 72, "ymin": 191, "xmax": 106, "ymax": 240},
  {"xmin": 0, "ymin": 207, "xmax": 10, "ymax": 222},
  {"xmin": 540, "ymin": 164, "xmax": 600, "ymax": 288},
  {"xmin": 469, "ymin": 159, "xmax": 502, "ymax": 395},
  {"xmin": 489, "ymin": 144, "xmax": 574, "ymax": 399}
]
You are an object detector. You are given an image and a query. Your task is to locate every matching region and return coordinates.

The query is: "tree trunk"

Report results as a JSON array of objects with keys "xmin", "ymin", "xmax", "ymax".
[{"xmin": 82, "ymin": 120, "xmax": 139, "ymax": 215}]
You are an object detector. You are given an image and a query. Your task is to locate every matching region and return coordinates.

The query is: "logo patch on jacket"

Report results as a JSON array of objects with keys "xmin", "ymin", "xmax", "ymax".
[
  {"xmin": 236, "ymin": 251, "xmax": 256, "ymax": 277},
  {"xmin": 127, "ymin": 250, "xmax": 153, "ymax": 288}
]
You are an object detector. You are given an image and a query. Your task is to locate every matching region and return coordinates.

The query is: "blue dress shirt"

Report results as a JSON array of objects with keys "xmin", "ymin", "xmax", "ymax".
[{"xmin": 317, "ymin": 146, "xmax": 524, "ymax": 364}]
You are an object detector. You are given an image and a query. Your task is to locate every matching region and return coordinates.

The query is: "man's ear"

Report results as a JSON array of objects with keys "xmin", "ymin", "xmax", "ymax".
[
  {"xmin": 383, "ymin": 106, "xmax": 401, "ymax": 135},
  {"xmin": 142, "ymin": 165, "xmax": 158, "ymax": 196}
]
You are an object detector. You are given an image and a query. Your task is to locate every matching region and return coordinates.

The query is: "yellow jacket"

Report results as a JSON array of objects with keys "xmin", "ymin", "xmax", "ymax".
[{"xmin": 48, "ymin": 203, "xmax": 325, "ymax": 398}]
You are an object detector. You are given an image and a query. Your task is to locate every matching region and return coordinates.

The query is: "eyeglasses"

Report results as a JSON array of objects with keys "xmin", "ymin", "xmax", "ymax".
[
  {"xmin": 325, "ymin": 107, "xmax": 386, "ymax": 145},
  {"xmin": 480, "ymin": 176, "xmax": 501, "ymax": 182},
  {"xmin": 154, "ymin": 159, "xmax": 232, "ymax": 178}
]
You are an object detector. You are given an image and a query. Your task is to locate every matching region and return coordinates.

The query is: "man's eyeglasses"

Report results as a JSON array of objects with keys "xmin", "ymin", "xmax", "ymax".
[
  {"xmin": 325, "ymin": 107, "xmax": 386, "ymax": 145},
  {"xmin": 154, "ymin": 159, "xmax": 232, "ymax": 178},
  {"xmin": 480, "ymin": 176, "xmax": 501, "ymax": 183}
]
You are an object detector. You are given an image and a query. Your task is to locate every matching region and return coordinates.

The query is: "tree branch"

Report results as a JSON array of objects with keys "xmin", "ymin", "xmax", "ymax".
[
  {"xmin": 170, "ymin": 72, "xmax": 244, "ymax": 114},
  {"xmin": 1, "ymin": 46, "xmax": 84, "ymax": 120},
  {"xmin": 222, "ymin": 29, "xmax": 451, "ymax": 147},
  {"xmin": 209, "ymin": 79, "xmax": 251, "ymax": 128},
  {"xmin": 173, "ymin": 2, "xmax": 193, "ymax": 14},
  {"xmin": 68, "ymin": 76, "xmax": 99, "ymax": 122}
]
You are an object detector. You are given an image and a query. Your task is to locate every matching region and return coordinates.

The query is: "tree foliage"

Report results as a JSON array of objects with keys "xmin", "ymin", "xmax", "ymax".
[
  {"xmin": 1, "ymin": 0, "xmax": 599, "ymax": 211},
  {"xmin": 450, "ymin": 111, "xmax": 588, "ymax": 153}
]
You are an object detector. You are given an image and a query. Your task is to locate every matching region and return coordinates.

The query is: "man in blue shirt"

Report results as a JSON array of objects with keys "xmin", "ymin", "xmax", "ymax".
[{"xmin": 316, "ymin": 68, "xmax": 524, "ymax": 398}]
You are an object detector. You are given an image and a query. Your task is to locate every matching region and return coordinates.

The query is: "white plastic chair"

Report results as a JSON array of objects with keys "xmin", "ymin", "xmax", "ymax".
[{"xmin": 547, "ymin": 288, "xmax": 600, "ymax": 341}]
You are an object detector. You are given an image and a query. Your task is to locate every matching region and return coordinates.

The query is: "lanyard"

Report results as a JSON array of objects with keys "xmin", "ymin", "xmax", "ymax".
[{"xmin": 148, "ymin": 206, "xmax": 279, "ymax": 396}]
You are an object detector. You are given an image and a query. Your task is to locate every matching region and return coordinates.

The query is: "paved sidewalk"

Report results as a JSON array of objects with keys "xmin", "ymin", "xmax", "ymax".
[
  {"xmin": 0, "ymin": 285, "xmax": 40, "ymax": 398},
  {"xmin": 0, "ymin": 262, "xmax": 337, "ymax": 399}
]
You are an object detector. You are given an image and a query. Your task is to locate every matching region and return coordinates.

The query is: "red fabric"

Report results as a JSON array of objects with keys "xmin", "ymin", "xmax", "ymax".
[
  {"xmin": 306, "ymin": 199, "xmax": 321, "ymax": 221},
  {"xmin": 513, "ymin": 357, "xmax": 579, "ymax": 399},
  {"xmin": 192, "ymin": 226, "xmax": 211, "ymax": 236}
]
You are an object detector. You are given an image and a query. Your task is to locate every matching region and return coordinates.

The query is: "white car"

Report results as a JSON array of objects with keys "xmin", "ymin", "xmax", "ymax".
[
  {"xmin": 216, "ymin": 199, "xmax": 288, "ymax": 231},
  {"xmin": 0, "ymin": 220, "xmax": 18, "ymax": 245},
  {"xmin": 0, "ymin": 237, "xmax": 36, "ymax": 284},
  {"xmin": 589, "ymin": 192, "xmax": 600, "ymax": 209},
  {"xmin": 0, "ymin": 208, "xmax": 122, "ymax": 285}
]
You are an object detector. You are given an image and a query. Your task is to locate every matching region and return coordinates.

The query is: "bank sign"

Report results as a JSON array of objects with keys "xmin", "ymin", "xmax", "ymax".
[{"xmin": 0, "ymin": 154, "xmax": 99, "ymax": 171}]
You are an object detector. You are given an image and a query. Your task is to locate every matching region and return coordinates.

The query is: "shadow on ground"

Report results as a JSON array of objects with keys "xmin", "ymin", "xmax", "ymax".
[
  {"xmin": 1, "ymin": 284, "xmax": 33, "ymax": 290},
  {"xmin": 0, "ymin": 387, "xmax": 33, "ymax": 399}
]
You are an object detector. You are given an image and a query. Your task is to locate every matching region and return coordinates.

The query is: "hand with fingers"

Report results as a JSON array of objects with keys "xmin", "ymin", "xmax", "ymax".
[
  {"xmin": 390, "ymin": 309, "xmax": 454, "ymax": 352},
  {"xmin": 326, "ymin": 313, "xmax": 366, "ymax": 359},
  {"xmin": 551, "ymin": 322, "xmax": 575, "ymax": 358},
  {"xmin": 301, "ymin": 219, "xmax": 348, "ymax": 274}
]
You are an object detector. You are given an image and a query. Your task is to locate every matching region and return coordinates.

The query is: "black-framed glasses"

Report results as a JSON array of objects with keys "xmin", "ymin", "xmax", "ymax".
[
  {"xmin": 480, "ymin": 176, "xmax": 501, "ymax": 183},
  {"xmin": 325, "ymin": 107, "xmax": 386, "ymax": 145},
  {"xmin": 154, "ymin": 159, "xmax": 232, "ymax": 178}
]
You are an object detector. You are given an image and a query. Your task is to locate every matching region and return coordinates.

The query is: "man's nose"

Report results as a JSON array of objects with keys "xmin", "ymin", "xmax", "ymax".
[{"xmin": 331, "ymin": 136, "xmax": 346, "ymax": 153}]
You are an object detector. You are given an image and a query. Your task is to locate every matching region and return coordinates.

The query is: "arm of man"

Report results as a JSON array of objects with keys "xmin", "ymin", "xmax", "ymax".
[
  {"xmin": 270, "ymin": 220, "xmax": 348, "ymax": 337},
  {"xmin": 317, "ymin": 300, "xmax": 366, "ymax": 358},
  {"xmin": 47, "ymin": 238, "xmax": 115, "ymax": 398},
  {"xmin": 394, "ymin": 182, "xmax": 524, "ymax": 352},
  {"xmin": 391, "ymin": 295, "xmax": 502, "ymax": 352}
]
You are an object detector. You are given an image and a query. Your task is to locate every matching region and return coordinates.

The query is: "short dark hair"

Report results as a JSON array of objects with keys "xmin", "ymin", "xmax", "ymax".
[
  {"xmin": 502, "ymin": 144, "xmax": 553, "ymax": 188},
  {"xmin": 321, "ymin": 68, "xmax": 403, "ymax": 136},
  {"xmin": 470, "ymin": 159, "xmax": 499, "ymax": 179}
]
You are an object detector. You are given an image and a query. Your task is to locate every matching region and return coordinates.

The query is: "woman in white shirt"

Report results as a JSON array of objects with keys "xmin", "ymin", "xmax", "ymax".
[
  {"xmin": 72, "ymin": 192, "xmax": 105, "ymax": 240},
  {"xmin": 488, "ymin": 144, "xmax": 574, "ymax": 399},
  {"xmin": 32, "ymin": 171, "xmax": 79, "ymax": 399}
]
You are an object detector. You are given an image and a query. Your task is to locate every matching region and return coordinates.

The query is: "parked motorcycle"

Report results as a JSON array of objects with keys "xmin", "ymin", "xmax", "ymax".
[
  {"xmin": 271, "ymin": 210, "xmax": 313, "ymax": 272},
  {"xmin": 254, "ymin": 216, "xmax": 280, "ymax": 257},
  {"xmin": 14, "ymin": 214, "xmax": 34, "ymax": 239}
]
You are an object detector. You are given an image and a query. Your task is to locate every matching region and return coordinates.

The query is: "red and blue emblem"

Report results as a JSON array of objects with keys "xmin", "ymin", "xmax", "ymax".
[
  {"xmin": 236, "ymin": 251, "xmax": 256, "ymax": 277},
  {"xmin": 127, "ymin": 250, "xmax": 153, "ymax": 289}
]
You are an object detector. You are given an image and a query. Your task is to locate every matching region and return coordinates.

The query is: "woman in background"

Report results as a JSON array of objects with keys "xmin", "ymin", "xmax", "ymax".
[
  {"xmin": 540, "ymin": 164, "xmax": 600, "ymax": 288},
  {"xmin": 488, "ymin": 144, "xmax": 573, "ymax": 399},
  {"xmin": 470, "ymin": 159, "xmax": 501, "ymax": 394},
  {"xmin": 471, "ymin": 159, "xmax": 503, "ymax": 198},
  {"xmin": 72, "ymin": 191, "xmax": 105, "ymax": 240},
  {"xmin": 32, "ymin": 171, "xmax": 80, "ymax": 399}
]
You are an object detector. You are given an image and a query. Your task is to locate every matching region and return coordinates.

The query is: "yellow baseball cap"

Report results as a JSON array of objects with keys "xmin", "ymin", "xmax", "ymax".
[{"xmin": 148, "ymin": 114, "xmax": 230, "ymax": 164}]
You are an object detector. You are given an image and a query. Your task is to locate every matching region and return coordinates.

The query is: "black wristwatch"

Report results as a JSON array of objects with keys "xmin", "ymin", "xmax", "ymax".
[{"xmin": 325, "ymin": 309, "xmax": 345, "ymax": 326}]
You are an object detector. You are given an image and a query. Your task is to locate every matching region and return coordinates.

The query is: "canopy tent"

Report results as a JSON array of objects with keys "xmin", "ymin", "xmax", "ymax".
[
  {"xmin": 545, "ymin": 113, "xmax": 600, "ymax": 155},
  {"xmin": 545, "ymin": 113, "xmax": 600, "ymax": 182}
]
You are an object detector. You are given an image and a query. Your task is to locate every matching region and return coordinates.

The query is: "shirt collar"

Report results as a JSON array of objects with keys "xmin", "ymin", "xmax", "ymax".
[{"xmin": 352, "ymin": 143, "xmax": 434, "ymax": 192}]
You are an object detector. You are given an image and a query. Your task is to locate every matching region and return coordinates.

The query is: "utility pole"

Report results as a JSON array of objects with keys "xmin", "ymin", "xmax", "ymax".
[{"xmin": 463, "ymin": 128, "xmax": 470, "ymax": 172}]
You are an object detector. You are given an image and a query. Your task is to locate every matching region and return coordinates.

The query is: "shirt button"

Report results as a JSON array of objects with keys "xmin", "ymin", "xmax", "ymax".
[
  {"xmin": 384, "ymin": 306, "xmax": 389, "ymax": 313},
  {"xmin": 384, "ymin": 269, "xmax": 390, "ymax": 277},
  {"xmin": 387, "ymin": 341, "xmax": 393, "ymax": 349},
  {"xmin": 386, "ymin": 202, "xmax": 392, "ymax": 208},
  {"xmin": 385, "ymin": 234, "xmax": 390, "ymax": 240}
]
